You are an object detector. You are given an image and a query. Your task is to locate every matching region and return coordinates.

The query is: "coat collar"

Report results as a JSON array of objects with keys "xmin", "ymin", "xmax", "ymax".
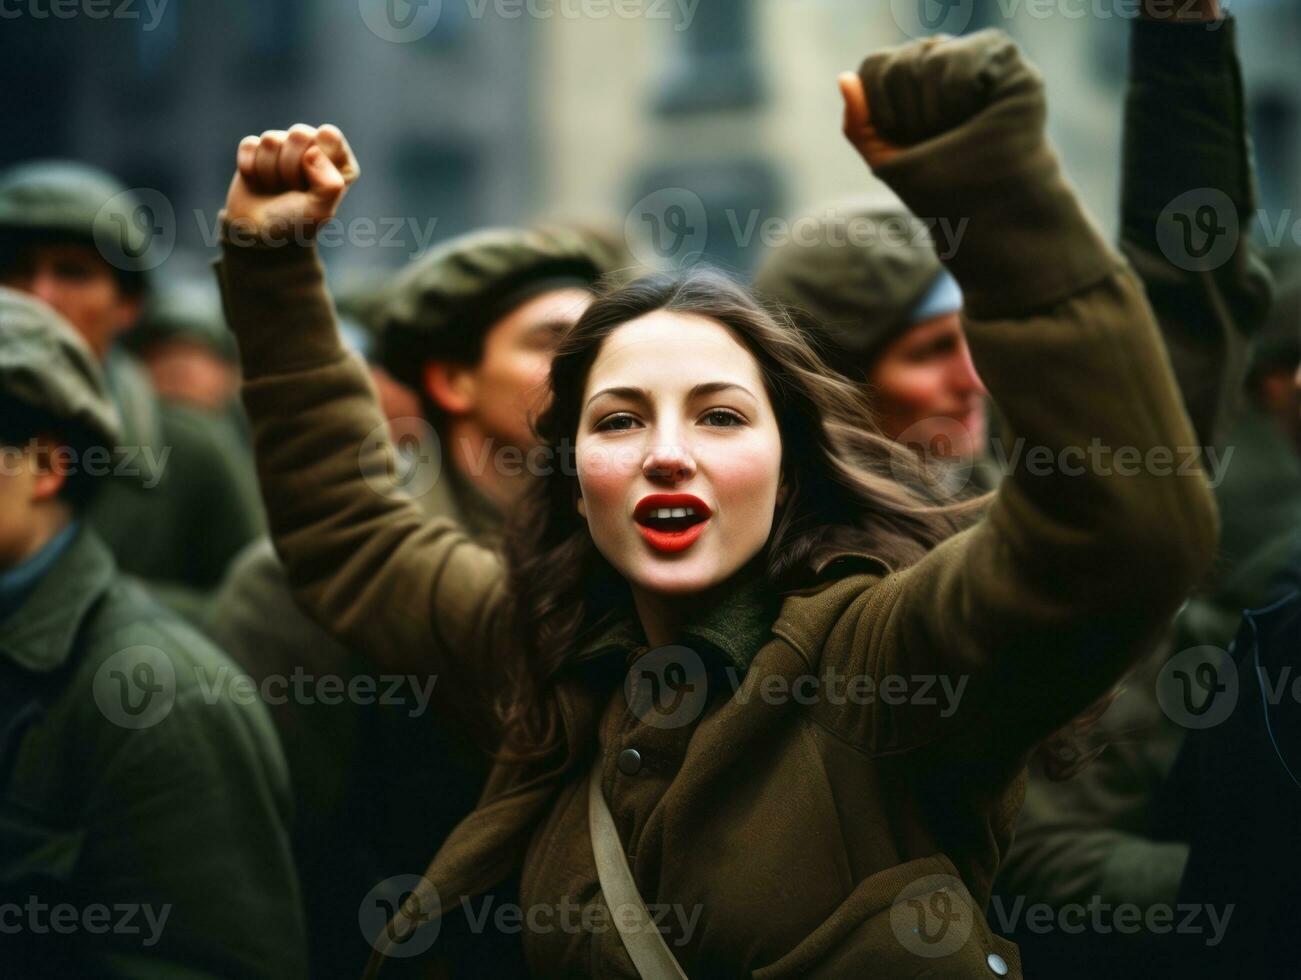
[
  {"xmin": 570, "ymin": 568, "xmax": 781, "ymax": 676},
  {"xmin": 567, "ymin": 547, "xmax": 892, "ymax": 676},
  {"xmin": 0, "ymin": 525, "xmax": 115, "ymax": 674}
]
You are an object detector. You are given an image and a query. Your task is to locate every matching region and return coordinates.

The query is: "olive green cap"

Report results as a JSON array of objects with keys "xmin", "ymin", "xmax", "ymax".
[
  {"xmin": 377, "ymin": 223, "xmax": 634, "ymax": 388},
  {"xmin": 0, "ymin": 287, "xmax": 123, "ymax": 449},
  {"xmin": 752, "ymin": 201, "xmax": 949, "ymax": 375},
  {"xmin": 0, "ymin": 160, "xmax": 152, "ymax": 287},
  {"xmin": 122, "ymin": 279, "xmax": 236, "ymax": 361}
]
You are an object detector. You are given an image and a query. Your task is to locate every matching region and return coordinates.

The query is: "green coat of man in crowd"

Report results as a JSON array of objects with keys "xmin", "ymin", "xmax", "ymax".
[{"xmin": 0, "ymin": 287, "xmax": 306, "ymax": 978}]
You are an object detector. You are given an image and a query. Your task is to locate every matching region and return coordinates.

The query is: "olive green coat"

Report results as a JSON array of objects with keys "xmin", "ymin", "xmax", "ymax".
[
  {"xmin": 0, "ymin": 526, "xmax": 306, "ymax": 978},
  {"xmin": 218, "ymin": 32, "xmax": 1217, "ymax": 979}
]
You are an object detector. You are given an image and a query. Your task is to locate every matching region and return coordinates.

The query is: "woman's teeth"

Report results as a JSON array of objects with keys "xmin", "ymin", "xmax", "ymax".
[{"xmin": 651, "ymin": 507, "xmax": 695, "ymax": 519}]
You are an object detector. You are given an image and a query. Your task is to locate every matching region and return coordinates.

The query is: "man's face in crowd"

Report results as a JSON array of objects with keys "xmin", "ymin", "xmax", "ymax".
[
  {"xmin": 138, "ymin": 339, "xmax": 238, "ymax": 413},
  {"xmin": 867, "ymin": 311, "xmax": 988, "ymax": 460},
  {"xmin": 0, "ymin": 436, "xmax": 66, "ymax": 569},
  {"xmin": 0, "ymin": 242, "xmax": 141, "ymax": 360},
  {"xmin": 425, "ymin": 286, "xmax": 594, "ymax": 453}
]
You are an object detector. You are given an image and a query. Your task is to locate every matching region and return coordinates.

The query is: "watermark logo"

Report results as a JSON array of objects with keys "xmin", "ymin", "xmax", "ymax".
[
  {"xmin": 890, "ymin": 873, "xmax": 974, "ymax": 958},
  {"xmin": 625, "ymin": 188, "xmax": 708, "ymax": 270},
  {"xmin": 93, "ymin": 646, "xmax": 176, "ymax": 729},
  {"xmin": 359, "ymin": 0, "xmax": 443, "ymax": 42},
  {"xmin": 890, "ymin": 0, "xmax": 975, "ymax": 38},
  {"xmin": 94, "ymin": 188, "xmax": 175, "ymax": 274},
  {"xmin": 1156, "ymin": 188, "xmax": 1238, "ymax": 273},
  {"xmin": 1156, "ymin": 645, "xmax": 1238, "ymax": 729},
  {"xmin": 890, "ymin": 416, "xmax": 978, "ymax": 500},
  {"xmin": 360, "ymin": 875, "xmax": 442, "ymax": 957},
  {"xmin": 624, "ymin": 644, "xmax": 708, "ymax": 730},
  {"xmin": 361, "ymin": 417, "xmax": 443, "ymax": 500}
]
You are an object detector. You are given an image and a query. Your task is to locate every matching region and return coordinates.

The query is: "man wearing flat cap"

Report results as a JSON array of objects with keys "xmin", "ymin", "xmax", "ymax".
[
  {"xmin": 208, "ymin": 222, "xmax": 632, "ymax": 979},
  {"xmin": 0, "ymin": 160, "xmax": 264, "ymax": 619},
  {"xmin": 754, "ymin": 202, "xmax": 987, "ymax": 466},
  {"xmin": 0, "ymin": 289, "xmax": 305, "ymax": 979}
]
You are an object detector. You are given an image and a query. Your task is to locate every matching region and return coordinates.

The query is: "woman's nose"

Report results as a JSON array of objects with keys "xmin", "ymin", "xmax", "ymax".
[{"xmin": 642, "ymin": 443, "xmax": 697, "ymax": 485}]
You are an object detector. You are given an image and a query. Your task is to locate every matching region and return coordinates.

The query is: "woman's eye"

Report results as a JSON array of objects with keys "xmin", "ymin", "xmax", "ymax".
[
  {"xmin": 700, "ymin": 408, "xmax": 746, "ymax": 427},
  {"xmin": 594, "ymin": 413, "xmax": 641, "ymax": 432}
]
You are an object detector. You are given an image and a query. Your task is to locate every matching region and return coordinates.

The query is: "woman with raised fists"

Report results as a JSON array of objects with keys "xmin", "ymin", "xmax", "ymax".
[{"xmin": 215, "ymin": 31, "xmax": 1216, "ymax": 980}]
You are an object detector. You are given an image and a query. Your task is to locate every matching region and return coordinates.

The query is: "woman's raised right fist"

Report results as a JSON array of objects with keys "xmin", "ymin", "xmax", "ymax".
[{"xmin": 223, "ymin": 124, "xmax": 360, "ymax": 242}]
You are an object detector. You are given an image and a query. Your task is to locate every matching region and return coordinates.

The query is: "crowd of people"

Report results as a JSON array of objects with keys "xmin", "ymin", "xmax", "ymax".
[{"xmin": 2, "ymin": 4, "xmax": 1298, "ymax": 979}]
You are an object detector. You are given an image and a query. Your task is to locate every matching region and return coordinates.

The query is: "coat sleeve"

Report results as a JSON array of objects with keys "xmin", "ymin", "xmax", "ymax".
[
  {"xmin": 214, "ymin": 238, "xmax": 510, "ymax": 731},
  {"xmin": 1119, "ymin": 17, "xmax": 1273, "ymax": 449},
  {"xmin": 999, "ymin": 16, "xmax": 1265, "ymax": 912},
  {"xmin": 808, "ymin": 32, "xmax": 1219, "ymax": 768}
]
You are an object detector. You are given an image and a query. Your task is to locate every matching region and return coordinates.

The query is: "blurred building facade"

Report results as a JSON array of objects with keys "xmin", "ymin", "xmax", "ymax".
[{"xmin": 1, "ymin": 0, "xmax": 1297, "ymax": 282}]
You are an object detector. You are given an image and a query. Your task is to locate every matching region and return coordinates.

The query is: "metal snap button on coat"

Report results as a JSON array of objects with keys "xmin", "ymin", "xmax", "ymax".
[
  {"xmin": 617, "ymin": 748, "xmax": 642, "ymax": 776},
  {"xmin": 986, "ymin": 952, "xmax": 1009, "ymax": 976}
]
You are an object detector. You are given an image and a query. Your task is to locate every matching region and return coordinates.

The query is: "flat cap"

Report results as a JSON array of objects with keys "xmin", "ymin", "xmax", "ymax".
[
  {"xmin": 0, "ymin": 287, "xmax": 122, "ymax": 449},
  {"xmin": 0, "ymin": 160, "xmax": 152, "ymax": 283},
  {"xmin": 124, "ymin": 279, "xmax": 236, "ymax": 361},
  {"xmin": 377, "ymin": 223, "xmax": 634, "ymax": 387},
  {"xmin": 752, "ymin": 201, "xmax": 952, "ymax": 374}
]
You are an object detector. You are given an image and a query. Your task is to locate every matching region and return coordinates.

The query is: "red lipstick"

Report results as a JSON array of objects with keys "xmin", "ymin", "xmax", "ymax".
[{"xmin": 633, "ymin": 493, "xmax": 712, "ymax": 554}]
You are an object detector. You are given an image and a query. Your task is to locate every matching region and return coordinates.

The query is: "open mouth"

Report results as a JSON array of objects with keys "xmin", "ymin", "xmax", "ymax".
[{"xmin": 633, "ymin": 494, "xmax": 712, "ymax": 553}]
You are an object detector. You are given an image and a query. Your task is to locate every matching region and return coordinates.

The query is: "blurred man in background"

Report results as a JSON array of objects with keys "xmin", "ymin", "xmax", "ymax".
[
  {"xmin": 0, "ymin": 162, "xmax": 263, "ymax": 620},
  {"xmin": 0, "ymin": 287, "xmax": 305, "ymax": 980},
  {"xmin": 754, "ymin": 202, "xmax": 990, "ymax": 474},
  {"xmin": 123, "ymin": 278, "xmax": 244, "ymax": 419}
]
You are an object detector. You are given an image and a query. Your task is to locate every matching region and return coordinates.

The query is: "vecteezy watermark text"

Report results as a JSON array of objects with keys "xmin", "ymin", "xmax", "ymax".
[
  {"xmin": 0, "ymin": 0, "xmax": 169, "ymax": 30},
  {"xmin": 196, "ymin": 665, "xmax": 439, "ymax": 719},
  {"xmin": 989, "ymin": 895, "xmax": 1234, "ymax": 946},
  {"xmin": 1, "ymin": 897, "xmax": 171, "ymax": 947},
  {"xmin": 1, "ymin": 440, "xmax": 170, "ymax": 489}
]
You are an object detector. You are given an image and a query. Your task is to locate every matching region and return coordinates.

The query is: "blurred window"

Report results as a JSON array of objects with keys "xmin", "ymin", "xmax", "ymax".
[
  {"xmin": 392, "ymin": 142, "xmax": 479, "ymax": 257},
  {"xmin": 1251, "ymin": 89, "xmax": 1299, "ymax": 226},
  {"xmin": 653, "ymin": 0, "xmax": 764, "ymax": 114}
]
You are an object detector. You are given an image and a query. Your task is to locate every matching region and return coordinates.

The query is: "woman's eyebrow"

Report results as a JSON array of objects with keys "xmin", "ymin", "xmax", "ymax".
[
  {"xmin": 688, "ymin": 381, "xmax": 758, "ymax": 403},
  {"xmin": 584, "ymin": 385, "xmax": 650, "ymax": 410},
  {"xmin": 584, "ymin": 381, "xmax": 757, "ymax": 411}
]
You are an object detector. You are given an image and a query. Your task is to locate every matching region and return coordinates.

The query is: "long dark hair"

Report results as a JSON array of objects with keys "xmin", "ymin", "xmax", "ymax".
[{"xmin": 494, "ymin": 269, "xmax": 980, "ymax": 760}]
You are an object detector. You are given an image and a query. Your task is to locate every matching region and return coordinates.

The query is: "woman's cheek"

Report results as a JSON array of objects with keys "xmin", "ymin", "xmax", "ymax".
[
  {"xmin": 576, "ymin": 439, "xmax": 641, "ymax": 522},
  {"xmin": 705, "ymin": 436, "xmax": 782, "ymax": 535}
]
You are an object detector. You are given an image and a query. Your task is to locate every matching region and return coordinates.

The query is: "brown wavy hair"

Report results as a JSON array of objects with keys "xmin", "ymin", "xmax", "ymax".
[{"xmin": 493, "ymin": 268, "xmax": 988, "ymax": 760}]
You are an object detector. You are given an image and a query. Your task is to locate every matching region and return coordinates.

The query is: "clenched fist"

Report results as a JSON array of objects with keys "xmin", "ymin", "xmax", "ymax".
[
  {"xmin": 836, "ymin": 30, "xmax": 1113, "ymax": 318},
  {"xmin": 223, "ymin": 124, "xmax": 360, "ymax": 243},
  {"xmin": 839, "ymin": 31, "xmax": 1044, "ymax": 170}
]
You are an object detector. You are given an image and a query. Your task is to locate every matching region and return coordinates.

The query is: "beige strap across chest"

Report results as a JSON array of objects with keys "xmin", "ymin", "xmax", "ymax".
[{"xmin": 587, "ymin": 767, "xmax": 689, "ymax": 980}]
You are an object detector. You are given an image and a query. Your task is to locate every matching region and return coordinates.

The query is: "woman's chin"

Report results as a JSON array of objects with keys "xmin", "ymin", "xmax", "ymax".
[{"xmin": 625, "ymin": 555, "xmax": 728, "ymax": 599}]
